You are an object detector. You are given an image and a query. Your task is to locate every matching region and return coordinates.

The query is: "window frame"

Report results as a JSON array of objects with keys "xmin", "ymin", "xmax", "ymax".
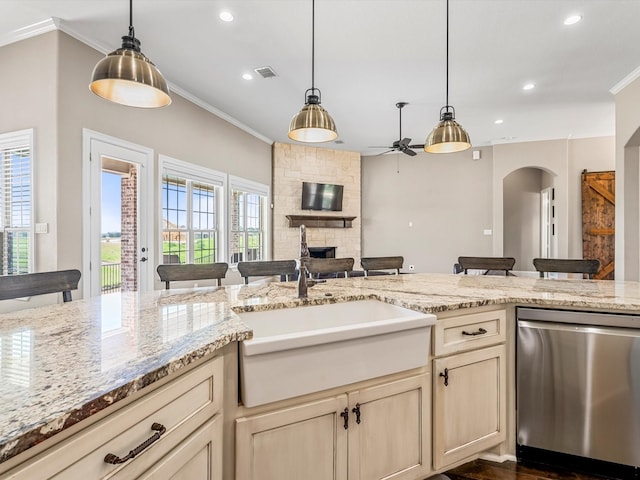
[
  {"xmin": 0, "ymin": 129, "xmax": 34, "ymax": 275},
  {"xmin": 228, "ymin": 175, "xmax": 270, "ymax": 266},
  {"xmin": 158, "ymin": 155, "xmax": 227, "ymax": 266}
]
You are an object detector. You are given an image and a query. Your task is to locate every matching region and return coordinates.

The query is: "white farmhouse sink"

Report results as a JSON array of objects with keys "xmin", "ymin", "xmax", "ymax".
[{"xmin": 238, "ymin": 299, "xmax": 436, "ymax": 407}]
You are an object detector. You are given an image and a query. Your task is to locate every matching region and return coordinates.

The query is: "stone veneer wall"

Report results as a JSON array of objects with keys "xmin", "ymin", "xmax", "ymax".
[
  {"xmin": 272, "ymin": 142, "xmax": 361, "ymax": 263},
  {"xmin": 120, "ymin": 164, "xmax": 138, "ymax": 292}
]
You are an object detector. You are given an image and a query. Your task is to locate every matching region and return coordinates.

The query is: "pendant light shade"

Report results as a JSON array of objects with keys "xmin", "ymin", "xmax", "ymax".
[
  {"xmin": 424, "ymin": 0, "xmax": 470, "ymax": 153},
  {"xmin": 288, "ymin": 0, "xmax": 338, "ymax": 143},
  {"xmin": 89, "ymin": 0, "xmax": 171, "ymax": 108},
  {"xmin": 424, "ymin": 107, "xmax": 470, "ymax": 153},
  {"xmin": 288, "ymin": 91, "xmax": 338, "ymax": 142}
]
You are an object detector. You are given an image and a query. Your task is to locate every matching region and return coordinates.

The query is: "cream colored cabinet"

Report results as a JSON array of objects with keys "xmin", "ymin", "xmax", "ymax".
[
  {"xmin": 235, "ymin": 374, "xmax": 430, "ymax": 480},
  {"xmin": 432, "ymin": 309, "xmax": 507, "ymax": 470},
  {"xmin": 0, "ymin": 355, "xmax": 223, "ymax": 480},
  {"xmin": 134, "ymin": 416, "xmax": 222, "ymax": 480},
  {"xmin": 348, "ymin": 374, "xmax": 431, "ymax": 480}
]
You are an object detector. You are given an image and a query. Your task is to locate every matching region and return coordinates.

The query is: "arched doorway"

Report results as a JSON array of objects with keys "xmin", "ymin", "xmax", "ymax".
[{"xmin": 502, "ymin": 167, "xmax": 555, "ymax": 271}]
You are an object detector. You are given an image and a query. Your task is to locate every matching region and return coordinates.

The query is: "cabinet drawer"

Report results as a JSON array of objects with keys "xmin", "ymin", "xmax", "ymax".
[
  {"xmin": 3, "ymin": 355, "xmax": 222, "ymax": 480},
  {"xmin": 433, "ymin": 310, "xmax": 506, "ymax": 356}
]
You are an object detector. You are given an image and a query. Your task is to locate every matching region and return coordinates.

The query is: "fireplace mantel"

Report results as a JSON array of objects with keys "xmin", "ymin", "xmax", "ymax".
[{"xmin": 286, "ymin": 215, "xmax": 356, "ymax": 229}]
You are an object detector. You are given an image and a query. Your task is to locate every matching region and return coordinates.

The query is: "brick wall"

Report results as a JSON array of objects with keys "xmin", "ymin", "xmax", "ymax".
[
  {"xmin": 121, "ymin": 165, "xmax": 138, "ymax": 292},
  {"xmin": 272, "ymin": 142, "xmax": 361, "ymax": 263}
]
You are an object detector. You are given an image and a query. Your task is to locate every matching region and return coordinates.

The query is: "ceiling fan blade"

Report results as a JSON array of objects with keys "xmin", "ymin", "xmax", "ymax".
[
  {"xmin": 374, "ymin": 149, "xmax": 396, "ymax": 156},
  {"xmin": 403, "ymin": 149, "xmax": 417, "ymax": 157},
  {"xmin": 368, "ymin": 146, "xmax": 394, "ymax": 149},
  {"xmin": 408, "ymin": 144, "xmax": 425, "ymax": 149},
  {"xmin": 398, "ymin": 137, "xmax": 411, "ymax": 148}
]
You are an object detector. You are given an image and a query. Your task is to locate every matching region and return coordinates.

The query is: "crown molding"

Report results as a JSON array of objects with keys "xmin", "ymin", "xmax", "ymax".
[
  {"xmin": 0, "ymin": 17, "xmax": 59, "ymax": 48},
  {"xmin": 2, "ymin": 17, "xmax": 273, "ymax": 146},
  {"xmin": 611, "ymin": 65, "xmax": 640, "ymax": 95}
]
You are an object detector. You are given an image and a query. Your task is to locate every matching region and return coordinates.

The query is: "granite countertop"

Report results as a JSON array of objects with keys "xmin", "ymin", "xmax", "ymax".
[{"xmin": 2, "ymin": 272, "xmax": 640, "ymax": 465}]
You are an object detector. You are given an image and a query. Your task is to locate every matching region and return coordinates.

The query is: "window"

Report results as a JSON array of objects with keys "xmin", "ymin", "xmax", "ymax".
[
  {"xmin": 229, "ymin": 176, "xmax": 269, "ymax": 265},
  {"xmin": 0, "ymin": 130, "xmax": 33, "ymax": 275},
  {"xmin": 160, "ymin": 156, "xmax": 225, "ymax": 265}
]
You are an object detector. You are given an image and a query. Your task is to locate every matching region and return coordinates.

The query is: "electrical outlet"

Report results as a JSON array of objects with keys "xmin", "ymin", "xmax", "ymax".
[{"xmin": 409, "ymin": 265, "xmax": 415, "ymax": 271}]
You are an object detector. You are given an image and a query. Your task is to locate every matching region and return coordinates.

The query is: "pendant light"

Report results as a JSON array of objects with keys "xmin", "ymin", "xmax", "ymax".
[
  {"xmin": 89, "ymin": 0, "xmax": 171, "ymax": 108},
  {"xmin": 288, "ymin": 0, "xmax": 338, "ymax": 143},
  {"xmin": 424, "ymin": 0, "xmax": 470, "ymax": 153}
]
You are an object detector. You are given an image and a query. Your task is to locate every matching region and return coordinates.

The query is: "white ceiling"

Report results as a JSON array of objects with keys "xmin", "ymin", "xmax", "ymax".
[{"xmin": 2, "ymin": 0, "xmax": 640, "ymax": 156}]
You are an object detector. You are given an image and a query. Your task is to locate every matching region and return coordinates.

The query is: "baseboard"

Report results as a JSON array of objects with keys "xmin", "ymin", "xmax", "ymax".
[{"xmin": 478, "ymin": 452, "xmax": 517, "ymax": 463}]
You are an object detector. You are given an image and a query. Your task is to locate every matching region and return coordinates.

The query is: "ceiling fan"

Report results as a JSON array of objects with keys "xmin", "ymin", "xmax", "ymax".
[{"xmin": 370, "ymin": 102, "xmax": 424, "ymax": 156}]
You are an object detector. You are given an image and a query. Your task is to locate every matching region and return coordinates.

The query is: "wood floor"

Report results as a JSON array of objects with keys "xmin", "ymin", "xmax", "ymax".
[{"xmin": 444, "ymin": 459, "xmax": 608, "ymax": 480}]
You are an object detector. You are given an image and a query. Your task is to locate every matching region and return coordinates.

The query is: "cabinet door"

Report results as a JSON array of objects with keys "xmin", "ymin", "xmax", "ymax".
[
  {"xmin": 130, "ymin": 415, "xmax": 222, "ymax": 480},
  {"xmin": 348, "ymin": 374, "xmax": 431, "ymax": 480},
  {"xmin": 432, "ymin": 344, "xmax": 506, "ymax": 470},
  {"xmin": 235, "ymin": 396, "xmax": 348, "ymax": 480}
]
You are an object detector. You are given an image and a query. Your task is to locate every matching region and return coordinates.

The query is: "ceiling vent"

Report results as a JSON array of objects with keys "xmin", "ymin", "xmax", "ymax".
[{"xmin": 254, "ymin": 66, "xmax": 278, "ymax": 79}]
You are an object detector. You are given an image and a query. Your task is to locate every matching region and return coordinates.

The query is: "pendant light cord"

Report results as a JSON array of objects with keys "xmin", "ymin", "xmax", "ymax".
[
  {"xmin": 445, "ymin": 0, "xmax": 449, "ymax": 109},
  {"xmin": 311, "ymin": 0, "xmax": 315, "ymax": 91},
  {"xmin": 129, "ymin": 0, "xmax": 135, "ymax": 40}
]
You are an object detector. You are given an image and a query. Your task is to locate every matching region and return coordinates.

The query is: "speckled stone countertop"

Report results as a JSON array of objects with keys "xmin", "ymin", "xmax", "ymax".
[{"xmin": 2, "ymin": 272, "xmax": 640, "ymax": 465}]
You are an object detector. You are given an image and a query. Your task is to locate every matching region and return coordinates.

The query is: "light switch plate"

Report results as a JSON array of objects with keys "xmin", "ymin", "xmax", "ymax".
[{"xmin": 35, "ymin": 223, "xmax": 48, "ymax": 234}]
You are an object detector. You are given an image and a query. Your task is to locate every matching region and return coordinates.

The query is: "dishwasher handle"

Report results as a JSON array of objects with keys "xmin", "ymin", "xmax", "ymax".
[{"xmin": 517, "ymin": 307, "xmax": 640, "ymax": 329}]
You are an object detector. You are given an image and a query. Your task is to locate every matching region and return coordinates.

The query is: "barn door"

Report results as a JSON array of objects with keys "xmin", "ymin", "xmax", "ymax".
[{"xmin": 582, "ymin": 170, "xmax": 614, "ymax": 279}]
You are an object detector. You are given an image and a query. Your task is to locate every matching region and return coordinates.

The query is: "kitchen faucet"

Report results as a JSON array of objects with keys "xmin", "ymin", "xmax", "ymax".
[{"xmin": 297, "ymin": 224, "xmax": 319, "ymax": 298}]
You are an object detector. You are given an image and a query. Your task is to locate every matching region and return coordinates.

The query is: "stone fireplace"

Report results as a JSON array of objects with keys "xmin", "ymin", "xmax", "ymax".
[{"xmin": 272, "ymin": 143, "xmax": 361, "ymax": 262}]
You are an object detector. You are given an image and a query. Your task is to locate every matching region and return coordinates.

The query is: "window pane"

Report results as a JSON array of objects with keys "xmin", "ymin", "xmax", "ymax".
[
  {"xmin": 192, "ymin": 182, "xmax": 215, "ymax": 230},
  {"xmin": 162, "ymin": 170, "xmax": 219, "ymax": 264},
  {"xmin": 194, "ymin": 231, "xmax": 216, "ymax": 264},
  {"xmin": 1, "ymin": 134, "xmax": 32, "ymax": 275},
  {"xmin": 229, "ymin": 187, "xmax": 266, "ymax": 265}
]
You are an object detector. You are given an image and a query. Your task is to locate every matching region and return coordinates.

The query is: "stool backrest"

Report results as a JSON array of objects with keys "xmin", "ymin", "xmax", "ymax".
[
  {"xmin": 0, "ymin": 269, "xmax": 81, "ymax": 302},
  {"xmin": 457, "ymin": 256, "xmax": 516, "ymax": 276},
  {"xmin": 360, "ymin": 256, "xmax": 404, "ymax": 276},
  {"xmin": 237, "ymin": 260, "xmax": 298, "ymax": 284},
  {"xmin": 156, "ymin": 263, "xmax": 228, "ymax": 289},
  {"xmin": 532, "ymin": 258, "xmax": 600, "ymax": 279},
  {"xmin": 306, "ymin": 257, "xmax": 354, "ymax": 278}
]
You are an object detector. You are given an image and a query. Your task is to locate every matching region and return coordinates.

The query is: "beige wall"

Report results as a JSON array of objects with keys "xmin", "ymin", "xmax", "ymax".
[
  {"xmin": 568, "ymin": 136, "xmax": 615, "ymax": 258},
  {"xmin": 0, "ymin": 31, "xmax": 271, "ymax": 308},
  {"xmin": 503, "ymin": 168, "xmax": 542, "ymax": 270},
  {"xmin": 362, "ymin": 138, "xmax": 613, "ymax": 274},
  {"xmin": 0, "ymin": 33, "xmax": 60, "ymax": 310},
  {"xmin": 615, "ymin": 76, "xmax": 640, "ymax": 280},
  {"xmin": 361, "ymin": 147, "xmax": 494, "ymax": 273},
  {"xmin": 272, "ymin": 142, "xmax": 361, "ymax": 263}
]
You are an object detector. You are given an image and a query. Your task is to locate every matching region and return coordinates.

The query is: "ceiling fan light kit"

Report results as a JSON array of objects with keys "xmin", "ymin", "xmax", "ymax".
[
  {"xmin": 89, "ymin": 0, "xmax": 171, "ymax": 108},
  {"xmin": 424, "ymin": 0, "xmax": 471, "ymax": 153},
  {"xmin": 288, "ymin": 0, "xmax": 338, "ymax": 143}
]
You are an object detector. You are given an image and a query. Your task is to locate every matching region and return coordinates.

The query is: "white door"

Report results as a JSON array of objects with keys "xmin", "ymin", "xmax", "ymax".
[
  {"xmin": 540, "ymin": 187, "xmax": 552, "ymax": 258},
  {"xmin": 82, "ymin": 130, "xmax": 154, "ymax": 297}
]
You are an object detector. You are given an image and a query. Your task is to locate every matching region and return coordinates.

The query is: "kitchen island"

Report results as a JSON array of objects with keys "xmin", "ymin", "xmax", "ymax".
[{"xmin": 1, "ymin": 273, "xmax": 640, "ymax": 478}]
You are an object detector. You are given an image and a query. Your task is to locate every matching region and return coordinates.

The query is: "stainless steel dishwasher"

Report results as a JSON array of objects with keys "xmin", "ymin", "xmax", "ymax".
[{"xmin": 517, "ymin": 307, "xmax": 640, "ymax": 477}]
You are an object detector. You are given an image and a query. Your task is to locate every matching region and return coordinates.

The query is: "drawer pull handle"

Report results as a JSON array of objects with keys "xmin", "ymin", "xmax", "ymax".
[
  {"xmin": 104, "ymin": 422, "xmax": 167, "ymax": 464},
  {"xmin": 462, "ymin": 327, "xmax": 487, "ymax": 336}
]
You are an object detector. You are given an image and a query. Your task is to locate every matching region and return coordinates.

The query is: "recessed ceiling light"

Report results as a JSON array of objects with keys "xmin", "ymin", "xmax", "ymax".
[
  {"xmin": 564, "ymin": 15, "xmax": 582, "ymax": 26},
  {"xmin": 242, "ymin": 73, "xmax": 253, "ymax": 80},
  {"xmin": 219, "ymin": 11, "xmax": 234, "ymax": 22},
  {"xmin": 494, "ymin": 119, "xmax": 504, "ymax": 125},
  {"xmin": 523, "ymin": 83, "xmax": 535, "ymax": 91}
]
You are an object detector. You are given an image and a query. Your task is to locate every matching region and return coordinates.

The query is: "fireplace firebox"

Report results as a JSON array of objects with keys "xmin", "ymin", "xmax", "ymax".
[{"xmin": 308, "ymin": 247, "xmax": 336, "ymax": 259}]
